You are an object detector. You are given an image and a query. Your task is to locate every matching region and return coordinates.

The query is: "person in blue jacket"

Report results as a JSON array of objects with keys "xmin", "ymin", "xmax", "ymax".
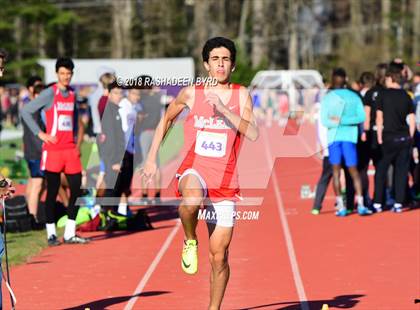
[{"xmin": 321, "ymin": 68, "xmax": 372, "ymax": 216}]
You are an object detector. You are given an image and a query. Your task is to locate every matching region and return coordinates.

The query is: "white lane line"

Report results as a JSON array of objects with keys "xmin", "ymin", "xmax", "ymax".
[
  {"xmin": 124, "ymin": 219, "xmax": 181, "ymax": 310},
  {"xmin": 262, "ymin": 128, "xmax": 309, "ymax": 310}
]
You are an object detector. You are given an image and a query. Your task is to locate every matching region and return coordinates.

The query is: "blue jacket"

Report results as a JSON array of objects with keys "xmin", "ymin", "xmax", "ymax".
[{"xmin": 321, "ymin": 89, "xmax": 366, "ymax": 144}]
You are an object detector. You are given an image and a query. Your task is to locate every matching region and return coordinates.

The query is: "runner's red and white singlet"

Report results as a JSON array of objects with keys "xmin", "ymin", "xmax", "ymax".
[
  {"xmin": 176, "ymin": 83, "xmax": 243, "ymax": 202},
  {"xmin": 41, "ymin": 84, "xmax": 81, "ymax": 174},
  {"xmin": 43, "ymin": 84, "xmax": 76, "ymax": 151}
]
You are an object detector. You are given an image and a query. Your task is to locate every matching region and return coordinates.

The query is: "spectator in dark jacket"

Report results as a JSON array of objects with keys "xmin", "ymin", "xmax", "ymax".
[{"xmin": 101, "ymin": 82, "xmax": 125, "ymax": 208}]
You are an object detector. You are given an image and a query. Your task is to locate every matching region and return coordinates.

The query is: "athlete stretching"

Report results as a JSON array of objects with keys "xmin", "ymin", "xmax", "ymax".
[{"xmin": 143, "ymin": 37, "xmax": 258, "ymax": 309}]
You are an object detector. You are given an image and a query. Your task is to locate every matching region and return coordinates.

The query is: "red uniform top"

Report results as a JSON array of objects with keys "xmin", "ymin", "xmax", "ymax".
[
  {"xmin": 43, "ymin": 84, "xmax": 76, "ymax": 151},
  {"xmin": 176, "ymin": 83, "xmax": 243, "ymax": 202}
]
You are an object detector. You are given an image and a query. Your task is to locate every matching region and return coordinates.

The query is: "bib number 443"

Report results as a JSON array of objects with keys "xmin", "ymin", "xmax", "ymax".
[
  {"xmin": 201, "ymin": 141, "xmax": 222, "ymax": 151},
  {"xmin": 195, "ymin": 131, "xmax": 227, "ymax": 158}
]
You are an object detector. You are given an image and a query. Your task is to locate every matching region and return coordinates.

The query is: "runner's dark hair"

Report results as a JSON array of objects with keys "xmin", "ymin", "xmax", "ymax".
[{"xmin": 202, "ymin": 37, "xmax": 236, "ymax": 64}]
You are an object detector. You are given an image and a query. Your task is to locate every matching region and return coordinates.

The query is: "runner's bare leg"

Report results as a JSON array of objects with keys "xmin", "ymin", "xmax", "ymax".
[
  {"xmin": 179, "ymin": 174, "xmax": 204, "ymax": 240},
  {"xmin": 207, "ymin": 223, "xmax": 233, "ymax": 310}
]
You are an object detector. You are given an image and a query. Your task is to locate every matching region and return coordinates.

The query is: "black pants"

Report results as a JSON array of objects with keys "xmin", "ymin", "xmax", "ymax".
[
  {"xmin": 374, "ymin": 139, "xmax": 411, "ymax": 205},
  {"xmin": 45, "ymin": 171, "xmax": 82, "ymax": 224},
  {"xmin": 104, "ymin": 152, "xmax": 134, "ymax": 210},
  {"xmin": 313, "ymin": 157, "xmax": 333, "ymax": 210}
]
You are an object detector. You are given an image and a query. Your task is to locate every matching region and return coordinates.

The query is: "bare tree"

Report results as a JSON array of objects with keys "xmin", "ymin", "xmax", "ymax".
[
  {"xmin": 38, "ymin": 24, "xmax": 47, "ymax": 58},
  {"xmin": 350, "ymin": 0, "xmax": 363, "ymax": 46},
  {"xmin": 57, "ymin": 25, "xmax": 65, "ymax": 56},
  {"xmin": 288, "ymin": 0, "xmax": 299, "ymax": 69},
  {"xmin": 72, "ymin": 22, "xmax": 78, "ymax": 58},
  {"xmin": 111, "ymin": 0, "xmax": 133, "ymax": 58},
  {"xmin": 209, "ymin": 0, "xmax": 227, "ymax": 36},
  {"xmin": 251, "ymin": 0, "xmax": 266, "ymax": 68},
  {"xmin": 14, "ymin": 16, "xmax": 23, "ymax": 79},
  {"xmin": 194, "ymin": 0, "xmax": 210, "ymax": 74},
  {"xmin": 396, "ymin": 0, "xmax": 407, "ymax": 57},
  {"xmin": 381, "ymin": 0, "xmax": 391, "ymax": 61},
  {"xmin": 238, "ymin": 0, "xmax": 250, "ymax": 53},
  {"xmin": 413, "ymin": 0, "xmax": 420, "ymax": 60}
]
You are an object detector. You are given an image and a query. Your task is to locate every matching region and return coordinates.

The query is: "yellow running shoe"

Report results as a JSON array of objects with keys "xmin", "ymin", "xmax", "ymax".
[{"xmin": 181, "ymin": 239, "xmax": 198, "ymax": 275}]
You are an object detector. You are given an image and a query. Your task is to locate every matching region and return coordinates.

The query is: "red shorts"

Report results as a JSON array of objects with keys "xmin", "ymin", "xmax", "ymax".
[{"xmin": 40, "ymin": 148, "xmax": 82, "ymax": 174}]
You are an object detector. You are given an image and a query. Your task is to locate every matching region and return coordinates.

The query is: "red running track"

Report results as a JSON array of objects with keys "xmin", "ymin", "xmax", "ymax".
[{"xmin": 3, "ymin": 126, "xmax": 419, "ymax": 309}]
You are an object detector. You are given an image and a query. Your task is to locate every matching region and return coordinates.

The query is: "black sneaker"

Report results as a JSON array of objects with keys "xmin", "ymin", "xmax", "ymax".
[
  {"xmin": 48, "ymin": 235, "xmax": 62, "ymax": 246},
  {"xmin": 63, "ymin": 235, "xmax": 91, "ymax": 244}
]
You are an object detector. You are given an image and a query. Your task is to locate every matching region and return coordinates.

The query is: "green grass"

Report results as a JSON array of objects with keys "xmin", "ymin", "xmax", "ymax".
[
  {"xmin": 3, "ymin": 230, "xmax": 47, "ymax": 266},
  {"xmin": 3, "ymin": 228, "xmax": 64, "ymax": 266},
  {"xmin": 0, "ymin": 138, "xmax": 28, "ymax": 183},
  {"xmin": 0, "ymin": 138, "xmax": 22, "ymax": 161}
]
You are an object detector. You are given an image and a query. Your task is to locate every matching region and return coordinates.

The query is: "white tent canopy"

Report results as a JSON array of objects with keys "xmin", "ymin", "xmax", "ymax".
[
  {"xmin": 250, "ymin": 70, "xmax": 325, "ymax": 113},
  {"xmin": 250, "ymin": 70, "xmax": 324, "ymax": 89},
  {"xmin": 38, "ymin": 58, "xmax": 195, "ymax": 85}
]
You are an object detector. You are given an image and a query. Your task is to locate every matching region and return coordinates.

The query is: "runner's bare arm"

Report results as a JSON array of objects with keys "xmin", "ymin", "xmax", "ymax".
[
  {"xmin": 145, "ymin": 86, "xmax": 194, "ymax": 164},
  {"xmin": 208, "ymin": 86, "xmax": 259, "ymax": 141}
]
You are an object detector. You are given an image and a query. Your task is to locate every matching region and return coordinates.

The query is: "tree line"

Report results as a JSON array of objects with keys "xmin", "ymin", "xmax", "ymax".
[{"xmin": 0, "ymin": 0, "xmax": 418, "ymax": 85}]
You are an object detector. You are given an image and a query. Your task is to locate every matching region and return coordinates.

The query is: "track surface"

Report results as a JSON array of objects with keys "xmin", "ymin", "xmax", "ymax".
[{"xmin": 3, "ymin": 126, "xmax": 419, "ymax": 309}]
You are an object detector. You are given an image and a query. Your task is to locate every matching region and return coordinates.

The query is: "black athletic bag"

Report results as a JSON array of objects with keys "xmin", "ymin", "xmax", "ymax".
[{"xmin": 3, "ymin": 195, "xmax": 32, "ymax": 233}]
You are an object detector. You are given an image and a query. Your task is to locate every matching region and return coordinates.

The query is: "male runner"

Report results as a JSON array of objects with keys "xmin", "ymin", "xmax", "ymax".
[
  {"xmin": 142, "ymin": 37, "xmax": 258, "ymax": 309},
  {"xmin": 21, "ymin": 57, "xmax": 89, "ymax": 245}
]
